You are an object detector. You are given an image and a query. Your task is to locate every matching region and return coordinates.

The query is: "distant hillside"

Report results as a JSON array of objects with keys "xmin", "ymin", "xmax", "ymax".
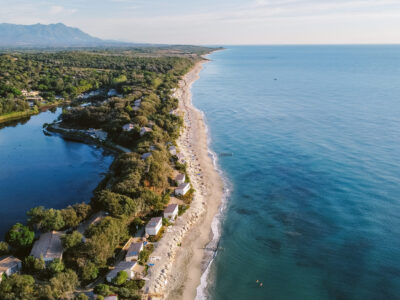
[{"xmin": 0, "ymin": 23, "xmax": 114, "ymax": 47}]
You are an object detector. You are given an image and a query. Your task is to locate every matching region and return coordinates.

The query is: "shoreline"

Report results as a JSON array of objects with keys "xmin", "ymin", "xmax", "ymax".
[{"xmin": 144, "ymin": 60, "xmax": 225, "ymax": 299}]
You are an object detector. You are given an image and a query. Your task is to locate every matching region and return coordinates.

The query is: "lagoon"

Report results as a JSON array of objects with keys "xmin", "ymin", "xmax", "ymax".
[{"xmin": 0, "ymin": 108, "xmax": 114, "ymax": 239}]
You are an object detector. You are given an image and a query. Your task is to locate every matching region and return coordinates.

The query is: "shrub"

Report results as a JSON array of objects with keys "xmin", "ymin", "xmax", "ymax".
[
  {"xmin": 113, "ymin": 270, "xmax": 128, "ymax": 286},
  {"xmin": 6, "ymin": 223, "xmax": 34, "ymax": 249}
]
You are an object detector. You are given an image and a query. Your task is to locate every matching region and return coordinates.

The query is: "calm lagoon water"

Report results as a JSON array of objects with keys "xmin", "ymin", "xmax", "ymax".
[
  {"xmin": 0, "ymin": 108, "xmax": 114, "ymax": 239},
  {"xmin": 192, "ymin": 46, "xmax": 400, "ymax": 300}
]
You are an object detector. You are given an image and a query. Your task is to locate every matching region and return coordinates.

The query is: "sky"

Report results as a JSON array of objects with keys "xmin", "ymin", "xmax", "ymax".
[{"xmin": 1, "ymin": 0, "xmax": 400, "ymax": 45}]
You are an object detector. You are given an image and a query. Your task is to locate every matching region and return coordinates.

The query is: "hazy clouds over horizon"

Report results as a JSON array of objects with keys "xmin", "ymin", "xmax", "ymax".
[{"xmin": 1, "ymin": 0, "xmax": 400, "ymax": 45}]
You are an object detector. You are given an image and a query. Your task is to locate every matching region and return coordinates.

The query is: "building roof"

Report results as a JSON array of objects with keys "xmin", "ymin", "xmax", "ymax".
[
  {"xmin": 177, "ymin": 182, "xmax": 190, "ymax": 190},
  {"xmin": 30, "ymin": 231, "xmax": 63, "ymax": 260},
  {"xmin": 141, "ymin": 152, "xmax": 152, "ymax": 160},
  {"xmin": 122, "ymin": 123, "xmax": 134, "ymax": 131},
  {"xmin": 126, "ymin": 242, "xmax": 143, "ymax": 257},
  {"xmin": 0, "ymin": 256, "xmax": 21, "ymax": 273},
  {"xmin": 107, "ymin": 261, "xmax": 136, "ymax": 280},
  {"xmin": 175, "ymin": 173, "xmax": 185, "ymax": 181},
  {"xmin": 146, "ymin": 217, "xmax": 162, "ymax": 229},
  {"xmin": 140, "ymin": 127, "xmax": 152, "ymax": 134},
  {"xmin": 104, "ymin": 295, "xmax": 118, "ymax": 300},
  {"xmin": 165, "ymin": 204, "xmax": 178, "ymax": 214}
]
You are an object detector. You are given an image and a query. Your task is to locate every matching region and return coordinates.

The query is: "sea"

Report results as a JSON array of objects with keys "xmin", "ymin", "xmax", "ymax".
[
  {"xmin": 0, "ymin": 108, "xmax": 114, "ymax": 239},
  {"xmin": 192, "ymin": 46, "xmax": 400, "ymax": 300}
]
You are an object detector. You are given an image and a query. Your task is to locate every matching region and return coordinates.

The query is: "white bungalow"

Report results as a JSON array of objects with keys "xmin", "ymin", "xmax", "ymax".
[
  {"xmin": 30, "ymin": 231, "xmax": 63, "ymax": 263},
  {"xmin": 176, "ymin": 152, "xmax": 185, "ymax": 164},
  {"xmin": 106, "ymin": 261, "xmax": 137, "ymax": 283},
  {"xmin": 141, "ymin": 152, "xmax": 152, "ymax": 160},
  {"xmin": 107, "ymin": 89, "xmax": 118, "ymax": 97},
  {"xmin": 145, "ymin": 217, "xmax": 162, "ymax": 236},
  {"xmin": 140, "ymin": 127, "xmax": 152, "ymax": 136},
  {"xmin": 175, "ymin": 173, "xmax": 185, "ymax": 185},
  {"xmin": 169, "ymin": 146, "xmax": 177, "ymax": 156},
  {"xmin": 134, "ymin": 99, "xmax": 142, "ymax": 107},
  {"xmin": 122, "ymin": 123, "xmax": 134, "ymax": 132},
  {"xmin": 175, "ymin": 182, "xmax": 190, "ymax": 196},
  {"xmin": 104, "ymin": 296, "xmax": 118, "ymax": 300},
  {"xmin": 87, "ymin": 128, "xmax": 108, "ymax": 141},
  {"xmin": 0, "ymin": 256, "xmax": 22, "ymax": 282},
  {"xmin": 125, "ymin": 242, "xmax": 144, "ymax": 262},
  {"xmin": 164, "ymin": 204, "xmax": 179, "ymax": 221}
]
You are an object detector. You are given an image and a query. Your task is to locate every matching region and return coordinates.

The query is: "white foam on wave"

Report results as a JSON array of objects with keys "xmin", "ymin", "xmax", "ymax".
[{"xmin": 195, "ymin": 110, "xmax": 232, "ymax": 300}]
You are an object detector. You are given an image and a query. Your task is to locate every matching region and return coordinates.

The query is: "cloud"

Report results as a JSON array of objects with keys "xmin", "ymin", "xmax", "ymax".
[{"xmin": 49, "ymin": 5, "xmax": 76, "ymax": 15}]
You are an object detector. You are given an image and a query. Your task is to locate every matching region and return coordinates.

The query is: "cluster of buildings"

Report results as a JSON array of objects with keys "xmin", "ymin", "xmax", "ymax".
[
  {"xmin": 122, "ymin": 123, "xmax": 153, "ymax": 137},
  {"xmin": 87, "ymin": 128, "xmax": 108, "ymax": 142}
]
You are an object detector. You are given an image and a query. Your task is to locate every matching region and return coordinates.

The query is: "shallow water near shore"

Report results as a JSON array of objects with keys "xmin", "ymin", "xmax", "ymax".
[
  {"xmin": 192, "ymin": 46, "xmax": 400, "ymax": 299},
  {"xmin": 0, "ymin": 108, "xmax": 114, "ymax": 239}
]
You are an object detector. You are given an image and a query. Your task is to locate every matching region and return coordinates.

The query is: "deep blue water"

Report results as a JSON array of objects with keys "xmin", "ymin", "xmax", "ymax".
[
  {"xmin": 0, "ymin": 109, "xmax": 114, "ymax": 239},
  {"xmin": 192, "ymin": 46, "xmax": 400, "ymax": 300}
]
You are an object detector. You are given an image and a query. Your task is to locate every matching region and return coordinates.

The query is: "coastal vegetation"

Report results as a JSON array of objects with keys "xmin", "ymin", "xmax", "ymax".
[{"xmin": 0, "ymin": 46, "xmax": 208, "ymax": 299}]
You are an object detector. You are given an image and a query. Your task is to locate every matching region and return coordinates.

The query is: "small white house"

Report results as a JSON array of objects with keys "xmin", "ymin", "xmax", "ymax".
[
  {"xmin": 0, "ymin": 256, "xmax": 22, "ymax": 282},
  {"xmin": 134, "ymin": 99, "xmax": 142, "ymax": 107},
  {"xmin": 164, "ymin": 204, "xmax": 179, "ymax": 221},
  {"xmin": 175, "ymin": 182, "xmax": 190, "ymax": 196},
  {"xmin": 169, "ymin": 146, "xmax": 177, "ymax": 156},
  {"xmin": 141, "ymin": 152, "xmax": 152, "ymax": 160},
  {"xmin": 106, "ymin": 261, "xmax": 137, "ymax": 283},
  {"xmin": 122, "ymin": 123, "xmax": 134, "ymax": 132},
  {"xmin": 145, "ymin": 217, "xmax": 162, "ymax": 236},
  {"xmin": 125, "ymin": 242, "xmax": 144, "ymax": 262},
  {"xmin": 175, "ymin": 173, "xmax": 185, "ymax": 185},
  {"xmin": 176, "ymin": 153, "xmax": 185, "ymax": 164},
  {"xmin": 140, "ymin": 127, "xmax": 152, "ymax": 136}
]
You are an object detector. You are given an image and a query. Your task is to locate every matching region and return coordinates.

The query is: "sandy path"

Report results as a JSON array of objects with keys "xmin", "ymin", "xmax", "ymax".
[{"xmin": 144, "ymin": 61, "xmax": 224, "ymax": 300}]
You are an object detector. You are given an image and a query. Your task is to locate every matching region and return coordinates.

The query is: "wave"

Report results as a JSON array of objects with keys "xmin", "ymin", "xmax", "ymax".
[{"xmin": 195, "ymin": 109, "xmax": 232, "ymax": 300}]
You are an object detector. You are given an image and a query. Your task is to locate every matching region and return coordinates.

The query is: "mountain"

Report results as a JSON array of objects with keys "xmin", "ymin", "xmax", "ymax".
[{"xmin": 0, "ymin": 23, "xmax": 116, "ymax": 47}]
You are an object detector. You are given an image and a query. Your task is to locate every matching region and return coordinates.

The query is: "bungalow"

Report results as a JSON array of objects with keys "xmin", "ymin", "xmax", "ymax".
[
  {"xmin": 176, "ymin": 152, "xmax": 185, "ymax": 164},
  {"xmin": 164, "ymin": 204, "xmax": 179, "ymax": 221},
  {"xmin": 107, "ymin": 89, "xmax": 118, "ymax": 97},
  {"xmin": 87, "ymin": 128, "xmax": 108, "ymax": 141},
  {"xmin": 141, "ymin": 152, "xmax": 152, "ymax": 160},
  {"xmin": 125, "ymin": 242, "xmax": 144, "ymax": 262},
  {"xmin": 175, "ymin": 173, "xmax": 185, "ymax": 185},
  {"xmin": 140, "ymin": 127, "xmax": 152, "ymax": 136},
  {"xmin": 0, "ymin": 256, "xmax": 22, "ymax": 282},
  {"xmin": 22, "ymin": 90, "xmax": 40, "ymax": 97},
  {"xmin": 106, "ymin": 261, "xmax": 137, "ymax": 283},
  {"xmin": 30, "ymin": 231, "xmax": 63, "ymax": 263},
  {"xmin": 169, "ymin": 146, "xmax": 177, "ymax": 156},
  {"xmin": 122, "ymin": 123, "xmax": 134, "ymax": 132},
  {"xmin": 104, "ymin": 296, "xmax": 118, "ymax": 300},
  {"xmin": 145, "ymin": 217, "xmax": 162, "ymax": 236},
  {"xmin": 175, "ymin": 182, "xmax": 190, "ymax": 196},
  {"xmin": 134, "ymin": 99, "xmax": 141, "ymax": 107}
]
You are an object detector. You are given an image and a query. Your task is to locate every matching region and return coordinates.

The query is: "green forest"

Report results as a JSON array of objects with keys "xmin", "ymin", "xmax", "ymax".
[
  {"xmin": 0, "ymin": 46, "xmax": 211, "ymax": 299},
  {"xmin": 0, "ymin": 47, "xmax": 212, "ymax": 116}
]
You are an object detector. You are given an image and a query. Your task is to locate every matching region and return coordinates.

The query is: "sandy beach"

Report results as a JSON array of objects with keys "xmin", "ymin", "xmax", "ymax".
[{"xmin": 144, "ymin": 60, "xmax": 224, "ymax": 299}]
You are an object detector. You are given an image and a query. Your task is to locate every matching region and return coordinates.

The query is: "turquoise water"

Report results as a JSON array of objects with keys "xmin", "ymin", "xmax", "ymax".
[
  {"xmin": 192, "ymin": 46, "xmax": 400, "ymax": 300},
  {"xmin": 0, "ymin": 109, "xmax": 114, "ymax": 239}
]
